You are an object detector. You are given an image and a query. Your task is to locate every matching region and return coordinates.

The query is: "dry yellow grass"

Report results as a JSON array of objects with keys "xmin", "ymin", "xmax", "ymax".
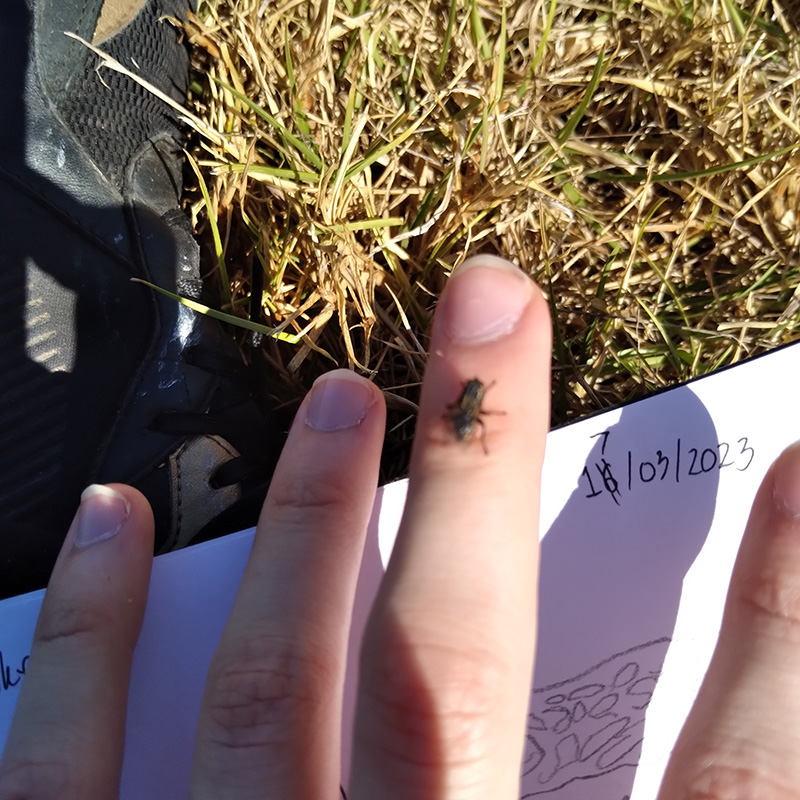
[{"xmin": 176, "ymin": 0, "xmax": 800, "ymax": 478}]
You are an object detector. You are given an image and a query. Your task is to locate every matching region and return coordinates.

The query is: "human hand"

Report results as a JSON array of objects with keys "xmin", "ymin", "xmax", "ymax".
[
  {"xmin": 0, "ymin": 253, "xmax": 550, "ymax": 799},
  {"xmin": 0, "ymin": 255, "xmax": 797, "ymax": 799}
]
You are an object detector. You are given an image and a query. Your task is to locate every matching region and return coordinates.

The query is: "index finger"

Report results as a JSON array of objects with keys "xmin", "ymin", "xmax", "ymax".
[{"xmin": 351, "ymin": 255, "xmax": 551, "ymax": 799}]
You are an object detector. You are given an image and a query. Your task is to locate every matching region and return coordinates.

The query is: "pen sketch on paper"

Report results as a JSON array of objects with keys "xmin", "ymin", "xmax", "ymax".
[
  {"xmin": 521, "ymin": 639, "xmax": 668, "ymax": 796},
  {"xmin": 527, "ymin": 386, "xmax": 723, "ymax": 799}
]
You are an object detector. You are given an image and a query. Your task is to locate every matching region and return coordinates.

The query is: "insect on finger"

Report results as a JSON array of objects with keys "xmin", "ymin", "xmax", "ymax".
[{"xmin": 443, "ymin": 378, "xmax": 505, "ymax": 454}]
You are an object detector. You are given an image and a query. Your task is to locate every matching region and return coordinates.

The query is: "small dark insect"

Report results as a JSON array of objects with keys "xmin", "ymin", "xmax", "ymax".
[{"xmin": 444, "ymin": 378, "xmax": 503, "ymax": 454}]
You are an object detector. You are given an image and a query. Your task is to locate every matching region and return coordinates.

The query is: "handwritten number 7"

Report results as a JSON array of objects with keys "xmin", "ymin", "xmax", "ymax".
[{"xmin": 590, "ymin": 430, "xmax": 611, "ymax": 456}]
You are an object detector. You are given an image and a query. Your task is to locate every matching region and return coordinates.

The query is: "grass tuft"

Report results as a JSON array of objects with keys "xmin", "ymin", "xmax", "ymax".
[{"xmin": 176, "ymin": 0, "xmax": 800, "ymax": 480}]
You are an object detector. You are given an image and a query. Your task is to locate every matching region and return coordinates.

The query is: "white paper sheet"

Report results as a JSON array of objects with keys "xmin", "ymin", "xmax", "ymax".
[{"xmin": 1, "ymin": 342, "xmax": 799, "ymax": 799}]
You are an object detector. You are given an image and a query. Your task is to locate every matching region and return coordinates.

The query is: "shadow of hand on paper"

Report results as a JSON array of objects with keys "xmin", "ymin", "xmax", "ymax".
[{"xmin": 524, "ymin": 386, "xmax": 721, "ymax": 799}]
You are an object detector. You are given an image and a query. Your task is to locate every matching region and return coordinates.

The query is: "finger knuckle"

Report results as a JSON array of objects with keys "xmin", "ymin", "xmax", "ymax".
[
  {"xmin": 35, "ymin": 601, "xmax": 114, "ymax": 648},
  {"xmin": 268, "ymin": 470, "xmax": 354, "ymax": 516},
  {"xmin": 361, "ymin": 628, "xmax": 506, "ymax": 772},
  {"xmin": 0, "ymin": 756, "xmax": 71, "ymax": 800},
  {"xmin": 734, "ymin": 565, "xmax": 800, "ymax": 642},
  {"xmin": 679, "ymin": 760, "xmax": 800, "ymax": 800},
  {"xmin": 203, "ymin": 634, "xmax": 337, "ymax": 752}
]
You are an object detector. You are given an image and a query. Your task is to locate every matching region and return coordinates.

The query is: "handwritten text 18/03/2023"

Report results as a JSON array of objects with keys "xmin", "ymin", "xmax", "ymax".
[{"xmin": 580, "ymin": 430, "xmax": 755, "ymax": 505}]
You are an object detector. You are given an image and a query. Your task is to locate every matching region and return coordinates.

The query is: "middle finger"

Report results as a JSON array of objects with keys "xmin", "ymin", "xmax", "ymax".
[
  {"xmin": 190, "ymin": 370, "xmax": 385, "ymax": 800},
  {"xmin": 352, "ymin": 256, "xmax": 552, "ymax": 799}
]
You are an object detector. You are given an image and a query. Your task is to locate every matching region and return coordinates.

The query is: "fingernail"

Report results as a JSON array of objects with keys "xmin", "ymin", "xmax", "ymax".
[
  {"xmin": 305, "ymin": 370, "xmax": 375, "ymax": 432},
  {"xmin": 772, "ymin": 441, "xmax": 800, "ymax": 517},
  {"xmin": 441, "ymin": 255, "xmax": 534, "ymax": 345},
  {"xmin": 74, "ymin": 485, "xmax": 130, "ymax": 548}
]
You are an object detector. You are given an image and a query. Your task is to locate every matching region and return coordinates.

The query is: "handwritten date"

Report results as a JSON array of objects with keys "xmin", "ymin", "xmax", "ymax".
[{"xmin": 580, "ymin": 430, "xmax": 754, "ymax": 505}]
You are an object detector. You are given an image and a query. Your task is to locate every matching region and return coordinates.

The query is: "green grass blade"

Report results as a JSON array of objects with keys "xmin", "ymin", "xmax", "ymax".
[
  {"xmin": 470, "ymin": 0, "xmax": 491, "ymax": 60},
  {"xmin": 494, "ymin": 3, "xmax": 507, "ymax": 103},
  {"xmin": 185, "ymin": 151, "xmax": 231, "ymax": 309},
  {"xmin": 556, "ymin": 50, "xmax": 606, "ymax": 146},
  {"xmin": 516, "ymin": 0, "xmax": 558, "ymax": 99},
  {"xmin": 344, "ymin": 110, "xmax": 430, "ymax": 181},
  {"xmin": 737, "ymin": 6, "xmax": 789, "ymax": 41},
  {"xmin": 224, "ymin": 163, "xmax": 319, "ymax": 183},
  {"xmin": 723, "ymin": 0, "xmax": 747, "ymax": 37},
  {"xmin": 479, "ymin": 101, "xmax": 492, "ymax": 173},
  {"xmin": 336, "ymin": 0, "xmax": 370, "ymax": 78},
  {"xmin": 131, "ymin": 278, "xmax": 303, "ymax": 343},
  {"xmin": 209, "ymin": 75, "xmax": 323, "ymax": 171},
  {"xmin": 317, "ymin": 217, "xmax": 405, "ymax": 232},
  {"xmin": 588, "ymin": 144, "xmax": 798, "ymax": 183},
  {"xmin": 342, "ymin": 82, "xmax": 359, "ymax": 153},
  {"xmin": 285, "ymin": 27, "xmax": 311, "ymax": 137},
  {"xmin": 436, "ymin": 0, "xmax": 459, "ymax": 81},
  {"xmin": 531, "ymin": 0, "xmax": 557, "ymax": 74},
  {"xmin": 633, "ymin": 294, "xmax": 686, "ymax": 375}
]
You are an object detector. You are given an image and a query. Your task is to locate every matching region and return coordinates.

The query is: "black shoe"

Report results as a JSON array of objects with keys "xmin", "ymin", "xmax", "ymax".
[{"xmin": 0, "ymin": 0, "xmax": 284, "ymax": 598}]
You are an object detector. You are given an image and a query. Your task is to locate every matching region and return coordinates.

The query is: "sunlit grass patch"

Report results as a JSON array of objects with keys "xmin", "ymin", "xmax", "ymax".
[{"xmin": 181, "ymin": 0, "xmax": 800, "ymax": 479}]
